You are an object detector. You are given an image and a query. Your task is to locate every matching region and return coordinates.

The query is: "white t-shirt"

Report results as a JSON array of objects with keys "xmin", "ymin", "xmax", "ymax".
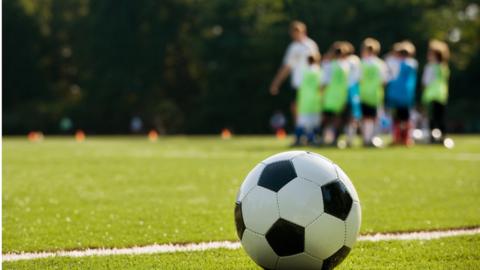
[
  {"xmin": 422, "ymin": 63, "xmax": 435, "ymax": 86},
  {"xmin": 282, "ymin": 38, "xmax": 319, "ymax": 89},
  {"xmin": 384, "ymin": 54, "xmax": 400, "ymax": 82},
  {"xmin": 347, "ymin": 54, "xmax": 361, "ymax": 87}
]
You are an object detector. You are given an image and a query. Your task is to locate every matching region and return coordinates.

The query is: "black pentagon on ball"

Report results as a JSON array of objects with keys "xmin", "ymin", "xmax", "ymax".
[
  {"xmin": 234, "ymin": 202, "xmax": 246, "ymax": 239},
  {"xmin": 265, "ymin": 218, "xmax": 304, "ymax": 256},
  {"xmin": 258, "ymin": 160, "xmax": 297, "ymax": 192},
  {"xmin": 321, "ymin": 245, "xmax": 351, "ymax": 270},
  {"xmin": 321, "ymin": 181, "xmax": 353, "ymax": 220}
]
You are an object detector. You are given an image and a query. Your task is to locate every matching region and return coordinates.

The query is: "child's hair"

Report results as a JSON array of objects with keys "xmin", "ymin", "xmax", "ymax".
[
  {"xmin": 308, "ymin": 53, "xmax": 321, "ymax": 65},
  {"xmin": 395, "ymin": 40, "xmax": 416, "ymax": 57},
  {"xmin": 362, "ymin": 38, "xmax": 381, "ymax": 55},
  {"xmin": 429, "ymin": 39, "xmax": 450, "ymax": 63},
  {"xmin": 432, "ymin": 50, "xmax": 444, "ymax": 62},
  {"xmin": 343, "ymin": 41, "xmax": 355, "ymax": 55},
  {"xmin": 398, "ymin": 49, "xmax": 410, "ymax": 57},
  {"xmin": 331, "ymin": 41, "xmax": 348, "ymax": 57},
  {"xmin": 290, "ymin": 20, "xmax": 307, "ymax": 33}
]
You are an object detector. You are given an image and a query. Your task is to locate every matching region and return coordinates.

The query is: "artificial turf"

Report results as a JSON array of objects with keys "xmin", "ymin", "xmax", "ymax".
[
  {"xmin": 3, "ymin": 136, "xmax": 480, "ymax": 254},
  {"xmin": 4, "ymin": 235, "xmax": 479, "ymax": 269}
]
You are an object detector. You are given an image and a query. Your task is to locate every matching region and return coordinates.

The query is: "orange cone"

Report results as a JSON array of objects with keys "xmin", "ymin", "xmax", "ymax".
[
  {"xmin": 148, "ymin": 130, "xmax": 159, "ymax": 142},
  {"xmin": 75, "ymin": 130, "xmax": 85, "ymax": 142},
  {"xmin": 221, "ymin": 128, "xmax": 232, "ymax": 139},
  {"xmin": 276, "ymin": 128, "xmax": 287, "ymax": 140},
  {"xmin": 28, "ymin": 131, "xmax": 44, "ymax": 142}
]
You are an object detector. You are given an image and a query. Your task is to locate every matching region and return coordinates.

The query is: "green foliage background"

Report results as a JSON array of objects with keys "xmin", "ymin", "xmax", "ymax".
[{"xmin": 3, "ymin": 0, "xmax": 480, "ymax": 134}]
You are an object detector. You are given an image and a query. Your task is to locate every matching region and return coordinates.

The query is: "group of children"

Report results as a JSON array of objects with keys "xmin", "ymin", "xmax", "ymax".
[{"xmin": 293, "ymin": 38, "xmax": 450, "ymax": 147}]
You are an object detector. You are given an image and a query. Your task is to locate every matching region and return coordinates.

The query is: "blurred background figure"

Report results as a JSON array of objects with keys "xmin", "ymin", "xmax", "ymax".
[
  {"xmin": 270, "ymin": 111, "xmax": 287, "ymax": 132},
  {"xmin": 269, "ymin": 21, "xmax": 320, "ymax": 125},
  {"xmin": 385, "ymin": 41, "xmax": 418, "ymax": 146},
  {"xmin": 321, "ymin": 42, "xmax": 350, "ymax": 146},
  {"xmin": 130, "ymin": 116, "xmax": 144, "ymax": 134},
  {"xmin": 344, "ymin": 42, "xmax": 362, "ymax": 147},
  {"xmin": 359, "ymin": 38, "xmax": 387, "ymax": 147},
  {"xmin": 422, "ymin": 40, "xmax": 451, "ymax": 144},
  {"xmin": 59, "ymin": 117, "xmax": 73, "ymax": 133},
  {"xmin": 293, "ymin": 53, "xmax": 322, "ymax": 146}
]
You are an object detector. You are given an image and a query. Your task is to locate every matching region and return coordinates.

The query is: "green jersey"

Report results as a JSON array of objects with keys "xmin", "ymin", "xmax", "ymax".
[
  {"xmin": 359, "ymin": 57, "xmax": 385, "ymax": 107},
  {"xmin": 323, "ymin": 60, "xmax": 349, "ymax": 113},
  {"xmin": 297, "ymin": 66, "xmax": 322, "ymax": 114},
  {"xmin": 422, "ymin": 63, "xmax": 449, "ymax": 105}
]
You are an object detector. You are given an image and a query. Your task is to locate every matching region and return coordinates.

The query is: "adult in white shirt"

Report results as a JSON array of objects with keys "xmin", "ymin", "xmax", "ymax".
[{"xmin": 269, "ymin": 21, "xmax": 320, "ymax": 121}]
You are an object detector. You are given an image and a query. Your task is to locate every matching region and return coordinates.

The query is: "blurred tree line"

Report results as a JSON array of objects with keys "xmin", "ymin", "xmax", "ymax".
[{"xmin": 4, "ymin": 0, "xmax": 480, "ymax": 134}]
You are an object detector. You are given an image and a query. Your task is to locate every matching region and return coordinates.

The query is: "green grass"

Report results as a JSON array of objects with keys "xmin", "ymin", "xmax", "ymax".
[
  {"xmin": 4, "ymin": 235, "xmax": 480, "ymax": 269},
  {"xmin": 3, "ymin": 136, "xmax": 480, "ymax": 255}
]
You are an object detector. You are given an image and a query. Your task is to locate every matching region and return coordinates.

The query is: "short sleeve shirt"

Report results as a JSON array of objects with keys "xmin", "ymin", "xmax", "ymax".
[{"xmin": 283, "ymin": 38, "xmax": 319, "ymax": 89}]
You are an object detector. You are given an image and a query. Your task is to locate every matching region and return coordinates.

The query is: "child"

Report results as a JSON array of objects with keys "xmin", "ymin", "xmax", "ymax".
[
  {"xmin": 321, "ymin": 42, "xmax": 350, "ymax": 146},
  {"xmin": 385, "ymin": 41, "xmax": 418, "ymax": 146},
  {"xmin": 293, "ymin": 53, "xmax": 322, "ymax": 146},
  {"xmin": 344, "ymin": 42, "xmax": 362, "ymax": 146},
  {"xmin": 422, "ymin": 40, "xmax": 450, "ymax": 143},
  {"xmin": 359, "ymin": 38, "xmax": 387, "ymax": 146}
]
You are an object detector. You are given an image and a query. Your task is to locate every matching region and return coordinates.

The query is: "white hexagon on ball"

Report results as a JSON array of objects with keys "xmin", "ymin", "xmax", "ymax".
[
  {"xmin": 241, "ymin": 229, "xmax": 278, "ymax": 269},
  {"xmin": 277, "ymin": 177, "xmax": 324, "ymax": 227},
  {"xmin": 241, "ymin": 186, "xmax": 279, "ymax": 234},
  {"xmin": 305, "ymin": 213, "xmax": 345, "ymax": 259},
  {"xmin": 292, "ymin": 153, "xmax": 338, "ymax": 186}
]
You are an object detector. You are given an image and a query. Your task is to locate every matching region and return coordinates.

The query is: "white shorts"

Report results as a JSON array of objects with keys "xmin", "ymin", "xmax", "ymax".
[{"xmin": 297, "ymin": 114, "xmax": 321, "ymax": 132}]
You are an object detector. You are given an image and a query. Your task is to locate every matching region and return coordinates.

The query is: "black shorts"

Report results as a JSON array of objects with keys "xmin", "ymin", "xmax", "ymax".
[
  {"xmin": 394, "ymin": 107, "xmax": 410, "ymax": 121},
  {"xmin": 322, "ymin": 109, "xmax": 347, "ymax": 118},
  {"xmin": 322, "ymin": 110, "xmax": 338, "ymax": 118},
  {"xmin": 361, "ymin": 103, "xmax": 377, "ymax": 118}
]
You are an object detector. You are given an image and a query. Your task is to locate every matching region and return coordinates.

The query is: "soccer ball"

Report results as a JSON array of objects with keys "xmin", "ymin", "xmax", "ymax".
[{"xmin": 234, "ymin": 151, "xmax": 361, "ymax": 270}]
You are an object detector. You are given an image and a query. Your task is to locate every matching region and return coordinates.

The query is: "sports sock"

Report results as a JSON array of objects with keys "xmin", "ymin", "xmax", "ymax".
[
  {"xmin": 346, "ymin": 122, "xmax": 356, "ymax": 145},
  {"xmin": 294, "ymin": 126, "xmax": 304, "ymax": 144},
  {"xmin": 363, "ymin": 120, "xmax": 375, "ymax": 145},
  {"xmin": 392, "ymin": 122, "xmax": 401, "ymax": 144}
]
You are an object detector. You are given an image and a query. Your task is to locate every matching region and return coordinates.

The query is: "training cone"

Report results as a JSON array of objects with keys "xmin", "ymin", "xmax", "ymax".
[
  {"xmin": 75, "ymin": 130, "xmax": 86, "ymax": 142},
  {"xmin": 27, "ymin": 131, "xmax": 44, "ymax": 142},
  {"xmin": 148, "ymin": 130, "xmax": 159, "ymax": 142},
  {"xmin": 276, "ymin": 128, "xmax": 287, "ymax": 140},
  {"xmin": 221, "ymin": 128, "xmax": 232, "ymax": 139}
]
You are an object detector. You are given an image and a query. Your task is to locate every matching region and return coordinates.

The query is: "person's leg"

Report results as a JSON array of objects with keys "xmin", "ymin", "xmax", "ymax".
[
  {"xmin": 429, "ymin": 101, "xmax": 446, "ymax": 142},
  {"xmin": 294, "ymin": 114, "xmax": 306, "ymax": 146},
  {"xmin": 306, "ymin": 114, "xmax": 320, "ymax": 144},
  {"xmin": 392, "ymin": 108, "xmax": 400, "ymax": 144},
  {"xmin": 398, "ymin": 108, "xmax": 412, "ymax": 146},
  {"xmin": 392, "ymin": 121, "xmax": 401, "ymax": 144},
  {"xmin": 290, "ymin": 101, "xmax": 297, "ymax": 126},
  {"xmin": 346, "ymin": 120, "xmax": 358, "ymax": 146},
  {"xmin": 332, "ymin": 115, "xmax": 341, "ymax": 145},
  {"xmin": 437, "ymin": 103, "xmax": 446, "ymax": 136},
  {"xmin": 428, "ymin": 102, "xmax": 437, "ymax": 142},
  {"xmin": 362, "ymin": 118, "xmax": 375, "ymax": 145},
  {"xmin": 294, "ymin": 127, "xmax": 304, "ymax": 145},
  {"xmin": 346, "ymin": 99, "xmax": 359, "ymax": 146},
  {"xmin": 321, "ymin": 111, "xmax": 335, "ymax": 145},
  {"xmin": 432, "ymin": 101, "xmax": 446, "ymax": 134},
  {"xmin": 361, "ymin": 104, "xmax": 377, "ymax": 146}
]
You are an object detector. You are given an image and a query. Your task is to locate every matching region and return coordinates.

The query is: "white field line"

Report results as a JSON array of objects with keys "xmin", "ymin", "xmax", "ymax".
[{"xmin": 3, "ymin": 227, "xmax": 480, "ymax": 262}]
